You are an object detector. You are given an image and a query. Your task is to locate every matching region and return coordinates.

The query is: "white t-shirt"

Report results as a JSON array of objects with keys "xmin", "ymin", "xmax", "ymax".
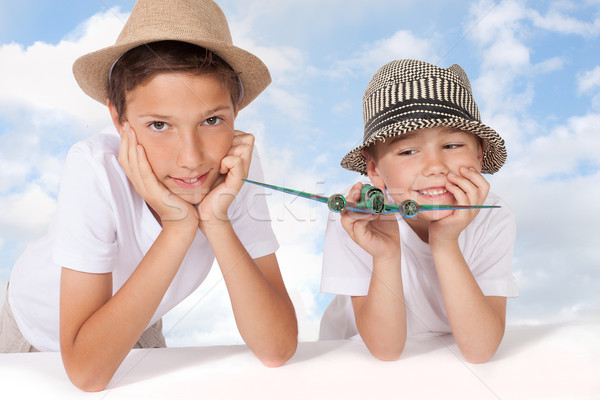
[
  {"xmin": 319, "ymin": 183, "xmax": 518, "ymax": 340},
  {"xmin": 9, "ymin": 130, "xmax": 279, "ymax": 351}
]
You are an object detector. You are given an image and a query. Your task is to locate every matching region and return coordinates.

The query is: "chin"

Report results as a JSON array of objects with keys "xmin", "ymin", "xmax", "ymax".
[
  {"xmin": 431, "ymin": 210, "xmax": 454, "ymax": 221},
  {"xmin": 167, "ymin": 189, "xmax": 206, "ymax": 206}
]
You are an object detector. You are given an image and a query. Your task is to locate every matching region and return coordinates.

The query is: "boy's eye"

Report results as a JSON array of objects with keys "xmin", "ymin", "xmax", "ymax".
[
  {"xmin": 444, "ymin": 143, "xmax": 463, "ymax": 149},
  {"xmin": 203, "ymin": 116, "xmax": 223, "ymax": 126},
  {"xmin": 398, "ymin": 149, "xmax": 417, "ymax": 156},
  {"xmin": 149, "ymin": 121, "xmax": 168, "ymax": 131}
]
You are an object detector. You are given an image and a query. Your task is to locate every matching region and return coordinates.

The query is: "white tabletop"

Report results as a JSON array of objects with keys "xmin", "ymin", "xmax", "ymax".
[{"xmin": 1, "ymin": 319, "xmax": 599, "ymax": 399}]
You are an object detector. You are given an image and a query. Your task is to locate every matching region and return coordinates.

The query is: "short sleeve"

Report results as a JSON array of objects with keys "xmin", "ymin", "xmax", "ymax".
[
  {"xmin": 51, "ymin": 142, "xmax": 118, "ymax": 273},
  {"xmin": 228, "ymin": 147, "xmax": 279, "ymax": 259}
]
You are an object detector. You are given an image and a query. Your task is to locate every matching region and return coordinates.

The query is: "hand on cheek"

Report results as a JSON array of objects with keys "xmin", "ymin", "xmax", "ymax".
[
  {"xmin": 117, "ymin": 123, "xmax": 199, "ymax": 231},
  {"xmin": 430, "ymin": 167, "xmax": 490, "ymax": 243},
  {"xmin": 196, "ymin": 130, "xmax": 254, "ymax": 225}
]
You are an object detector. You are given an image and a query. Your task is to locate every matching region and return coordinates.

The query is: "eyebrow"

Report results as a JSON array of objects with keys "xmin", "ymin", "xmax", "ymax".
[{"xmin": 137, "ymin": 105, "xmax": 233, "ymax": 121}]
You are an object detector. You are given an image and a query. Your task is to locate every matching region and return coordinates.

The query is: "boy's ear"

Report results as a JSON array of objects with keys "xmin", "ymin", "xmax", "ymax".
[
  {"xmin": 107, "ymin": 100, "xmax": 123, "ymax": 135},
  {"xmin": 477, "ymin": 138, "xmax": 485, "ymax": 169},
  {"xmin": 363, "ymin": 148, "xmax": 386, "ymax": 189}
]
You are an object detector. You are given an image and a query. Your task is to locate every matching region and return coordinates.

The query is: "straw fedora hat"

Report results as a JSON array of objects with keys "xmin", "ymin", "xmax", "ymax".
[
  {"xmin": 72, "ymin": 0, "xmax": 271, "ymax": 110},
  {"xmin": 341, "ymin": 59, "xmax": 507, "ymax": 175}
]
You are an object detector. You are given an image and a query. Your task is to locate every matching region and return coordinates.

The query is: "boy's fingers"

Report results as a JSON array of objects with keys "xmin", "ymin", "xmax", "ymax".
[
  {"xmin": 347, "ymin": 182, "xmax": 364, "ymax": 201},
  {"xmin": 126, "ymin": 126, "xmax": 145, "ymax": 186},
  {"xmin": 446, "ymin": 181, "xmax": 469, "ymax": 205},
  {"xmin": 447, "ymin": 172, "xmax": 479, "ymax": 203},
  {"xmin": 219, "ymin": 155, "xmax": 244, "ymax": 179},
  {"xmin": 135, "ymin": 144, "xmax": 157, "ymax": 184},
  {"xmin": 118, "ymin": 124, "xmax": 129, "ymax": 166},
  {"xmin": 230, "ymin": 134, "xmax": 254, "ymax": 166},
  {"xmin": 342, "ymin": 209, "xmax": 378, "ymax": 222},
  {"xmin": 462, "ymin": 167, "xmax": 490, "ymax": 195}
]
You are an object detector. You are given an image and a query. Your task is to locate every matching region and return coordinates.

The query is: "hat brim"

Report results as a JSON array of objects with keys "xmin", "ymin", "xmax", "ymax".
[
  {"xmin": 72, "ymin": 38, "xmax": 271, "ymax": 110},
  {"xmin": 340, "ymin": 118, "xmax": 507, "ymax": 175}
]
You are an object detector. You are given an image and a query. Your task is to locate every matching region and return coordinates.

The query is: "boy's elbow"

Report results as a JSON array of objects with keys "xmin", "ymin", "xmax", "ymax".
[
  {"xmin": 461, "ymin": 346, "xmax": 498, "ymax": 364},
  {"xmin": 259, "ymin": 347, "xmax": 295, "ymax": 368},
  {"xmin": 368, "ymin": 342, "xmax": 405, "ymax": 361},
  {"xmin": 62, "ymin": 352, "xmax": 112, "ymax": 392},
  {"xmin": 66, "ymin": 369, "xmax": 111, "ymax": 392},
  {"xmin": 259, "ymin": 336, "xmax": 298, "ymax": 368}
]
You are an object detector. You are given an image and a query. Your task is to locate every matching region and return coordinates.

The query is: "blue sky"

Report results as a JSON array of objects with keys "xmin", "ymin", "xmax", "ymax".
[{"xmin": 1, "ymin": 0, "xmax": 599, "ymax": 345}]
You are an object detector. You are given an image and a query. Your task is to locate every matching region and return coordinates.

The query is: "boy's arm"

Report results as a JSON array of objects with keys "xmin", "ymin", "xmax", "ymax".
[
  {"xmin": 196, "ymin": 131, "xmax": 297, "ymax": 366},
  {"xmin": 430, "ymin": 239, "xmax": 507, "ymax": 363},
  {"xmin": 351, "ymin": 251, "xmax": 407, "ymax": 361},
  {"xmin": 340, "ymin": 183, "xmax": 407, "ymax": 360},
  {"xmin": 60, "ymin": 224, "xmax": 197, "ymax": 392},
  {"xmin": 430, "ymin": 167, "xmax": 506, "ymax": 363}
]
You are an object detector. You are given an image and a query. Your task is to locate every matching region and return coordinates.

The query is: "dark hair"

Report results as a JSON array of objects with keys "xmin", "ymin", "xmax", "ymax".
[{"xmin": 108, "ymin": 40, "xmax": 241, "ymax": 123}]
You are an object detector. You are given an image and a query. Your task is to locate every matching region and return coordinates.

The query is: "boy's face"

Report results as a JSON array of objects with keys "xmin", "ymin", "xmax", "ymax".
[
  {"xmin": 365, "ymin": 126, "xmax": 484, "ymax": 222},
  {"xmin": 115, "ymin": 72, "xmax": 237, "ymax": 205}
]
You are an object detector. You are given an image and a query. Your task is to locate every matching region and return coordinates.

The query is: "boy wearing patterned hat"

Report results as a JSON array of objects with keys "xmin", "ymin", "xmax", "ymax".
[
  {"xmin": 319, "ymin": 60, "xmax": 517, "ymax": 363},
  {"xmin": 0, "ymin": 0, "xmax": 297, "ymax": 391}
]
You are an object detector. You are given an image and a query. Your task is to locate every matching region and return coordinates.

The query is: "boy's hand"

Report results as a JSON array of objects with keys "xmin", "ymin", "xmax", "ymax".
[
  {"xmin": 429, "ymin": 166, "xmax": 490, "ymax": 244},
  {"xmin": 118, "ymin": 123, "xmax": 199, "ymax": 234},
  {"xmin": 195, "ymin": 130, "xmax": 254, "ymax": 230},
  {"xmin": 340, "ymin": 182, "xmax": 400, "ymax": 263}
]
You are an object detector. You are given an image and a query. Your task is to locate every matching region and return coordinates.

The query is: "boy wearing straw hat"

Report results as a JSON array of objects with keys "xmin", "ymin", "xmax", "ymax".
[
  {"xmin": 319, "ymin": 60, "xmax": 517, "ymax": 363},
  {"xmin": 1, "ymin": 0, "xmax": 297, "ymax": 391}
]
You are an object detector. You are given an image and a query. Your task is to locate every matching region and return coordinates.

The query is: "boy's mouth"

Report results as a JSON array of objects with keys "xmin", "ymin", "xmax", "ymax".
[
  {"xmin": 416, "ymin": 187, "xmax": 453, "ymax": 203},
  {"xmin": 171, "ymin": 171, "xmax": 209, "ymax": 189}
]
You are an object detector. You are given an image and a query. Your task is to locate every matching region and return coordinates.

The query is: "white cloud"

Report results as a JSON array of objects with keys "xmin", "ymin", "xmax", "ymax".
[
  {"xmin": 528, "ymin": 4, "xmax": 600, "ymax": 37},
  {"xmin": 265, "ymin": 86, "xmax": 312, "ymax": 122},
  {"xmin": 334, "ymin": 30, "xmax": 438, "ymax": 76},
  {"xmin": 468, "ymin": 0, "xmax": 527, "ymax": 45},
  {"xmin": 0, "ymin": 184, "xmax": 56, "ymax": 240},
  {"xmin": 578, "ymin": 66, "xmax": 600, "ymax": 94},
  {"xmin": 0, "ymin": 9, "xmax": 124, "ymax": 134},
  {"xmin": 0, "ymin": 9, "xmax": 125, "ymax": 248}
]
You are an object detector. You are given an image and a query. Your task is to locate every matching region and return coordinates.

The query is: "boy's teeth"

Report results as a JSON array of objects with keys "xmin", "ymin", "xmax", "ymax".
[
  {"xmin": 420, "ymin": 189, "xmax": 447, "ymax": 196},
  {"xmin": 183, "ymin": 177, "xmax": 199, "ymax": 183}
]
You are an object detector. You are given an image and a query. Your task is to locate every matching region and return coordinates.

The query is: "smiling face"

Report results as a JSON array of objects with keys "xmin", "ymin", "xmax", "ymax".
[
  {"xmin": 113, "ymin": 72, "xmax": 237, "ymax": 205},
  {"xmin": 365, "ymin": 126, "xmax": 483, "ymax": 225}
]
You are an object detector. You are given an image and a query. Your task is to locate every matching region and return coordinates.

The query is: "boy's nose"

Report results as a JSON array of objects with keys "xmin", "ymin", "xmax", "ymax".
[
  {"xmin": 422, "ymin": 152, "xmax": 448, "ymax": 176},
  {"xmin": 176, "ymin": 131, "xmax": 205, "ymax": 169}
]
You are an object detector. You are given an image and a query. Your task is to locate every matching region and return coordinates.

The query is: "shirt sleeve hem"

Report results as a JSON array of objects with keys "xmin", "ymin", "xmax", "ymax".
[
  {"xmin": 247, "ymin": 239, "xmax": 280, "ymax": 260},
  {"xmin": 52, "ymin": 249, "xmax": 115, "ymax": 274},
  {"xmin": 478, "ymin": 279, "xmax": 519, "ymax": 298},
  {"xmin": 320, "ymin": 277, "xmax": 370, "ymax": 296}
]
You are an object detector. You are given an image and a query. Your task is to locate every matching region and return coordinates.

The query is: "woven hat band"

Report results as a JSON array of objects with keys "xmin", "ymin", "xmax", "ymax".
[{"xmin": 364, "ymin": 98, "xmax": 475, "ymax": 142}]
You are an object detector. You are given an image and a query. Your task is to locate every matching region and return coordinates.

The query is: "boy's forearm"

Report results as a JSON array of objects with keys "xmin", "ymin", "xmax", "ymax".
[
  {"xmin": 355, "ymin": 253, "xmax": 407, "ymax": 360},
  {"xmin": 202, "ymin": 221, "xmax": 298, "ymax": 366},
  {"xmin": 431, "ymin": 240, "xmax": 505, "ymax": 363},
  {"xmin": 61, "ymin": 226, "xmax": 195, "ymax": 391}
]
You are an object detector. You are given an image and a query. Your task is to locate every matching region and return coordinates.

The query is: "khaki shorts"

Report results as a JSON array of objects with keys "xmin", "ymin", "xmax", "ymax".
[{"xmin": 0, "ymin": 283, "xmax": 166, "ymax": 352}]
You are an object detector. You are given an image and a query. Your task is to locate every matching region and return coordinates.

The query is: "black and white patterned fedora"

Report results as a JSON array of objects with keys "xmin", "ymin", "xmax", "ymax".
[{"xmin": 341, "ymin": 59, "xmax": 507, "ymax": 175}]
